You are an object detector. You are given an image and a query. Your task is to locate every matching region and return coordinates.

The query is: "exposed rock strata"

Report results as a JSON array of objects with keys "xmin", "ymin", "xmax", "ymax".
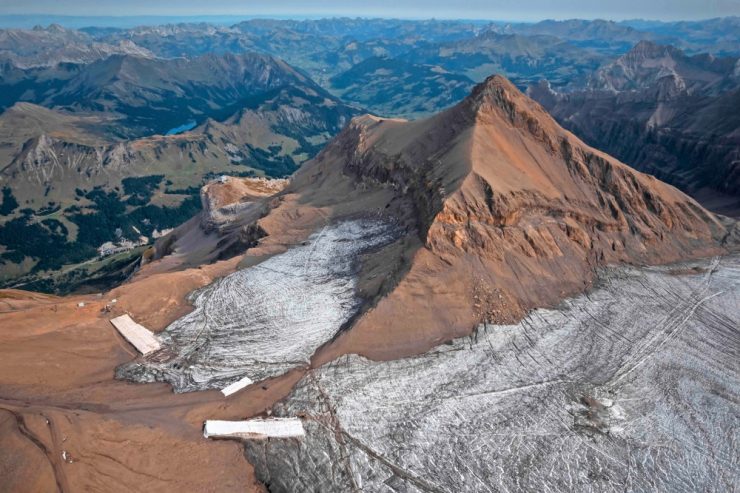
[
  {"xmin": 295, "ymin": 75, "xmax": 730, "ymax": 361},
  {"xmin": 527, "ymin": 42, "xmax": 740, "ymax": 214}
]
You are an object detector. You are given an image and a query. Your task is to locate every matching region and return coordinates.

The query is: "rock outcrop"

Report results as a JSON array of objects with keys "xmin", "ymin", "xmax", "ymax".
[
  {"xmin": 279, "ymin": 75, "xmax": 732, "ymax": 361},
  {"xmin": 528, "ymin": 42, "xmax": 740, "ymax": 216}
]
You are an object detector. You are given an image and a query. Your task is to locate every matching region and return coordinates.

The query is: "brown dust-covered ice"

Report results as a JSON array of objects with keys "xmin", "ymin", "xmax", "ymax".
[
  {"xmin": 117, "ymin": 219, "xmax": 399, "ymax": 392},
  {"xmin": 246, "ymin": 255, "xmax": 740, "ymax": 493}
]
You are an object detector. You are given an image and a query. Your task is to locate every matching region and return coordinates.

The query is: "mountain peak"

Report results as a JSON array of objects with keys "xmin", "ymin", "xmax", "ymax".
[
  {"xmin": 463, "ymin": 75, "xmax": 528, "ymax": 113},
  {"xmin": 454, "ymin": 74, "xmax": 555, "ymax": 138},
  {"xmin": 590, "ymin": 39, "xmax": 737, "ymax": 93},
  {"xmin": 295, "ymin": 71, "xmax": 727, "ymax": 369},
  {"xmin": 626, "ymin": 40, "xmax": 683, "ymax": 61},
  {"xmin": 47, "ymin": 23, "xmax": 67, "ymax": 33},
  {"xmin": 476, "ymin": 74, "xmax": 518, "ymax": 92}
]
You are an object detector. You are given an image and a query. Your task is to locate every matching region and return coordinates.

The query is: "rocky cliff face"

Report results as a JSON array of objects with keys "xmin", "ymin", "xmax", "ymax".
[
  {"xmin": 430, "ymin": 77, "xmax": 722, "ymax": 258},
  {"xmin": 198, "ymin": 177, "xmax": 287, "ymax": 236},
  {"xmin": 0, "ymin": 24, "xmax": 154, "ymax": 69},
  {"xmin": 282, "ymin": 75, "xmax": 732, "ymax": 362},
  {"xmin": 528, "ymin": 42, "xmax": 740, "ymax": 216},
  {"xmin": 588, "ymin": 40, "xmax": 738, "ymax": 93}
]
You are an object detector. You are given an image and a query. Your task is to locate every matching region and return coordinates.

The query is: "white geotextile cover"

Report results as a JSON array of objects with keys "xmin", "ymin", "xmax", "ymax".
[
  {"xmin": 204, "ymin": 418, "xmax": 305, "ymax": 439},
  {"xmin": 220, "ymin": 375, "xmax": 254, "ymax": 396},
  {"xmin": 110, "ymin": 314, "xmax": 161, "ymax": 355}
]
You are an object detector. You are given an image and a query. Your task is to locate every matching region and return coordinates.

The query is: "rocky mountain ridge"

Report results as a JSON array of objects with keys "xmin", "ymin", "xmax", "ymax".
[
  {"xmin": 588, "ymin": 40, "xmax": 739, "ymax": 94},
  {"xmin": 0, "ymin": 50, "xmax": 358, "ymax": 290},
  {"xmin": 274, "ymin": 75, "xmax": 732, "ymax": 360},
  {"xmin": 0, "ymin": 24, "xmax": 154, "ymax": 68},
  {"xmin": 528, "ymin": 41, "xmax": 740, "ymax": 216}
]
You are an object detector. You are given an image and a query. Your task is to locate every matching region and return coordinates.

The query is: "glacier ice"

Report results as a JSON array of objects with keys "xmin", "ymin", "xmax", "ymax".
[
  {"xmin": 246, "ymin": 255, "xmax": 740, "ymax": 493},
  {"xmin": 117, "ymin": 219, "xmax": 399, "ymax": 392}
]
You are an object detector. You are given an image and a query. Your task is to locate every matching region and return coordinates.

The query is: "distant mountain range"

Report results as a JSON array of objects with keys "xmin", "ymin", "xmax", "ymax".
[
  {"xmin": 529, "ymin": 40, "xmax": 740, "ymax": 216},
  {"xmin": 0, "ymin": 17, "xmax": 738, "ymax": 292},
  {"xmin": 77, "ymin": 17, "xmax": 740, "ymax": 104},
  {"xmin": 0, "ymin": 38, "xmax": 358, "ymax": 291},
  {"xmin": 619, "ymin": 17, "xmax": 740, "ymax": 56},
  {"xmin": 3, "ymin": 18, "xmax": 739, "ymax": 117},
  {"xmin": 0, "ymin": 23, "xmax": 154, "ymax": 68},
  {"xmin": 0, "ymin": 48, "xmax": 355, "ymax": 138}
]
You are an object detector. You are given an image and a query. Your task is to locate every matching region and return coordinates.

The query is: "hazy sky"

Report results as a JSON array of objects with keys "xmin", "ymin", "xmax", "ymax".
[{"xmin": 1, "ymin": 0, "xmax": 739, "ymax": 21}]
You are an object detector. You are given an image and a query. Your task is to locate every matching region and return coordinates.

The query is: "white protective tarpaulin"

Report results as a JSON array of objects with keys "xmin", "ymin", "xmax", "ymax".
[
  {"xmin": 204, "ymin": 418, "xmax": 305, "ymax": 439},
  {"xmin": 110, "ymin": 314, "xmax": 161, "ymax": 355},
  {"xmin": 221, "ymin": 376, "xmax": 254, "ymax": 396}
]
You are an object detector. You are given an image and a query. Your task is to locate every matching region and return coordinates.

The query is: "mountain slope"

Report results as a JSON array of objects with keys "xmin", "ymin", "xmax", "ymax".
[
  {"xmin": 0, "ymin": 75, "xmax": 734, "ymax": 492},
  {"xmin": 241, "ymin": 75, "xmax": 730, "ymax": 361},
  {"xmin": 0, "ymin": 52, "xmax": 359, "ymax": 291},
  {"xmin": 528, "ymin": 42, "xmax": 740, "ymax": 215},
  {"xmin": 329, "ymin": 56, "xmax": 475, "ymax": 117},
  {"xmin": 0, "ymin": 51, "xmax": 357, "ymax": 138},
  {"xmin": 111, "ymin": 74, "xmax": 732, "ymax": 391}
]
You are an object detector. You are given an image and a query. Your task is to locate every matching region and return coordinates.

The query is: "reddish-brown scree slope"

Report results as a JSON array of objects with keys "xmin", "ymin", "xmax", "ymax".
[{"xmin": 289, "ymin": 74, "xmax": 731, "ymax": 362}]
